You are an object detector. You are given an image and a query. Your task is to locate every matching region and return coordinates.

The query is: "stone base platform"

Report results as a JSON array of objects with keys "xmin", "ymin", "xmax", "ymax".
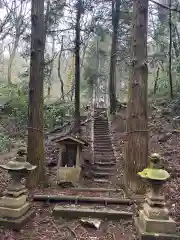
[
  {"xmin": 53, "ymin": 205, "xmax": 133, "ymax": 220},
  {"xmin": 135, "ymin": 217, "xmax": 179, "ymax": 240},
  {"xmin": 0, "ymin": 209, "xmax": 35, "ymax": 231}
]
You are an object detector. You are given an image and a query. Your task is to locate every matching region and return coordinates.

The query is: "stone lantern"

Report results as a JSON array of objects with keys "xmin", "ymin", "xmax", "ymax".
[
  {"xmin": 135, "ymin": 153, "xmax": 179, "ymax": 239},
  {"xmin": 0, "ymin": 147, "xmax": 36, "ymax": 230}
]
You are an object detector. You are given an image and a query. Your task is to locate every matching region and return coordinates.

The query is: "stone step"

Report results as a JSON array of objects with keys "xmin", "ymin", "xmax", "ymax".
[
  {"xmin": 94, "ymin": 158, "xmax": 115, "ymax": 163},
  {"xmin": 92, "ymin": 165, "xmax": 116, "ymax": 172},
  {"xmin": 94, "ymin": 126, "xmax": 109, "ymax": 129},
  {"xmin": 95, "ymin": 119, "xmax": 108, "ymax": 122},
  {"xmin": 94, "ymin": 132, "xmax": 109, "ymax": 136},
  {"xmin": 94, "ymin": 141, "xmax": 111, "ymax": 145},
  {"xmin": 95, "ymin": 116, "xmax": 107, "ymax": 119},
  {"xmin": 94, "ymin": 133, "xmax": 109, "ymax": 136},
  {"xmin": 94, "ymin": 129, "xmax": 109, "ymax": 132},
  {"xmin": 94, "ymin": 143, "xmax": 112, "ymax": 148},
  {"xmin": 94, "ymin": 122, "xmax": 108, "ymax": 126},
  {"xmin": 94, "ymin": 140, "xmax": 111, "ymax": 143},
  {"xmin": 94, "ymin": 161, "xmax": 116, "ymax": 165},
  {"xmin": 94, "ymin": 143, "xmax": 112, "ymax": 147},
  {"xmin": 94, "ymin": 153, "xmax": 115, "ymax": 158},
  {"xmin": 94, "ymin": 154, "xmax": 114, "ymax": 159},
  {"xmin": 94, "ymin": 122, "xmax": 108, "ymax": 125},
  {"xmin": 94, "ymin": 152, "xmax": 114, "ymax": 156},
  {"xmin": 94, "ymin": 156, "xmax": 115, "ymax": 161},
  {"xmin": 70, "ymin": 187, "xmax": 123, "ymax": 193},
  {"xmin": 94, "ymin": 123, "xmax": 108, "ymax": 126},
  {"xmin": 94, "ymin": 124, "xmax": 108, "ymax": 127},
  {"xmin": 94, "ymin": 140, "xmax": 112, "ymax": 144},
  {"xmin": 94, "ymin": 178, "xmax": 111, "ymax": 183},
  {"xmin": 94, "ymin": 132, "xmax": 109, "ymax": 135},
  {"xmin": 92, "ymin": 171, "xmax": 114, "ymax": 178},
  {"xmin": 94, "ymin": 137, "xmax": 111, "ymax": 141},
  {"xmin": 94, "ymin": 144, "xmax": 112, "ymax": 148},
  {"xmin": 53, "ymin": 206, "xmax": 133, "ymax": 220},
  {"xmin": 94, "ymin": 128, "xmax": 109, "ymax": 132},
  {"xmin": 94, "ymin": 161, "xmax": 116, "ymax": 166},
  {"xmin": 94, "ymin": 121, "xmax": 108, "ymax": 124},
  {"xmin": 94, "ymin": 148, "xmax": 114, "ymax": 152},
  {"xmin": 94, "ymin": 134, "xmax": 110, "ymax": 137}
]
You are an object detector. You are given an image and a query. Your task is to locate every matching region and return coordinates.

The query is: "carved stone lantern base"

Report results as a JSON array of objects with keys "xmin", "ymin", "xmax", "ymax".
[
  {"xmin": 0, "ymin": 208, "xmax": 35, "ymax": 230},
  {"xmin": 135, "ymin": 214, "xmax": 179, "ymax": 240},
  {"xmin": 0, "ymin": 190, "xmax": 34, "ymax": 230}
]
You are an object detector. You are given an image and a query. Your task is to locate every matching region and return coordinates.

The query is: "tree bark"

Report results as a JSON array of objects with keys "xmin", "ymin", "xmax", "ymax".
[
  {"xmin": 74, "ymin": 0, "xmax": 81, "ymax": 133},
  {"xmin": 125, "ymin": 0, "xmax": 149, "ymax": 195},
  {"xmin": 58, "ymin": 36, "xmax": 65, "ymax": 100},
  {"xmin": 109, "ymin": 0, "xmax": 121, "ymax": 115},
  {"xmin": 168, "ymin": 0, "xmax": 173, "ymax": 98},
  {"xmin": 47, "ymin": 34, "xmax": 55, "ymax": 97},
  {"xmin": 154, "ymin": 66, "xmax": 160, "ymax": 95},
  {"xmin": 27, "ymin": 0, "xmax": 45, "ymax": 188}
]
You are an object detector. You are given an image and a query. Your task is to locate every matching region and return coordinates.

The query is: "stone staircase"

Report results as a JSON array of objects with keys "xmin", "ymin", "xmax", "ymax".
[{"xmin": 92, "ymin": 110, "xmax": 116, "ymax": 184}]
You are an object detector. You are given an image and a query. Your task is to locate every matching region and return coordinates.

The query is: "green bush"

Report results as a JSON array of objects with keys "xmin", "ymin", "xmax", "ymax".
[
  {"xmin": 44, "ymin": 101, "xmax": 74, "ymax": 129},
  {"xmin": 0, "ymin": 83, "xmax": 74, "ymax": 131},
  {"xmin": 10, "ymin": 94, "xmax": 28, "ymax": 126}
]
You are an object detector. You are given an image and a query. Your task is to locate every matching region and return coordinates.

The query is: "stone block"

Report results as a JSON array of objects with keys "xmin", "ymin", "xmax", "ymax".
[
  {"xmin": 8, "ymin": 183, "xmax": 26, "ymax": 192},
  {"xmin": 0, "ymin": 195, "xmax": 27, "ymax": 209},
  {"xmin": 0, "ymin": 202, "xmax": 30, "ymax": 219},
  {"xmin": 143, "ymin": 203, "xmax": 169, "ymax": 220},
  {"xmin": 53, "ymin": 205, "xmax": 133, "ymax": 220},
  {"xmin": 139, "ymin": 210, "xmax": 177, "ymax": 234},
  {"xmin": 0, "ymin": 208, "xmax": 35, "ymax": 230},
  {"xmin": 146, "ymin": 198, "xmax": 165, "ymax": 208},
  {"xmin": 135, "ymin": 217, "xmax": 179, "ymax": 240},
  {"xmin": 57, "ymin": 167, "xmax": 81, "ymax": 184},
  {"xmin": 146, "ymin": 192, "xmax": 164, "ymax": 202},
  {"xmin": 4, "ymin": 188, "xmax": 27, "ymax": 197}
]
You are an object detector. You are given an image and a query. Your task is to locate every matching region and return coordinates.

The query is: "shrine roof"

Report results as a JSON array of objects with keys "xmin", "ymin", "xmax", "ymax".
[{"xmin": 52, "ymin": 135, "xmax": 88, "ymax": 146}]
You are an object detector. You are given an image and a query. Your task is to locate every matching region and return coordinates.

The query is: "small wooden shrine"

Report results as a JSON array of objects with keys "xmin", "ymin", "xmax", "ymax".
[{"xmin": 52, "ymin": 135, "xmax": 88, "ymax": 185}]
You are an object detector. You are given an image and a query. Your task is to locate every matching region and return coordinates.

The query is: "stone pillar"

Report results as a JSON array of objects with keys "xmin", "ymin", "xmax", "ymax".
[
  {"xmin": 135, "ymin": 153, "xmax": 179, "ymax": 240},
  {"xmin": 0, "ymin": 148, "xmax": 36, "ymax": 230}
]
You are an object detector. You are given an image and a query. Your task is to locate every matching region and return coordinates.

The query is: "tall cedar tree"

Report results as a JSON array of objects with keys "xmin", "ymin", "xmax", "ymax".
[
  {"xmin": 109, "ymin": 0, "xmax": 121, "ymax": 115},
  {"xmin": 27, "ymin": 0, "xmax": 45, "ymax": 187},
  {"xmin": 168, "ymin": 0, "xmax": 173, "ymax": 98},
  {"xmin": 74, "ymin": 0, "xmax": 82, "ymax": 133},
  {"xmin": 125, "ymin": 0, "xmax": 149, "ymax": 194}
]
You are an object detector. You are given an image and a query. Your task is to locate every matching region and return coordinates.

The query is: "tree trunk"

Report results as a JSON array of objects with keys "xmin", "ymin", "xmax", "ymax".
[
  {"xmin": 168, "ymin": 0, "xmax": 173, "ymax": 99},
  {"xmin": 47, "ymin": 35, "xmax": 55, "ymax": 97},
  {"xmin": 70, "ymin": 82, "xmax": 75, "ymax": 102},
  {"xmin": 7, "ymin": 1, "xmax": 24, "ymax": 85},
  {"xmin": 109, "ymin": 0, "xmax": 121, "ymax": 115},
  {"xmin": 58, "ymin": 36, "xmax": 65, "ymax": 100},
  {"xmin": 74, "ymin": 0, "xmax": 81, "ymax": 133},
  {"xmin": 27, "ymin": 0, "xmax": 45, "ymax": 188},
  {"xmin": 7, "ymin": 32, "xmax": 20, "ymax": 85},
  {"xmin": 125, "ymin": 0, "xmax": 149, "ymax": 195},
  {"xmin": 154, "ymin": 66, "xmax": 160, "ymax": 95}
]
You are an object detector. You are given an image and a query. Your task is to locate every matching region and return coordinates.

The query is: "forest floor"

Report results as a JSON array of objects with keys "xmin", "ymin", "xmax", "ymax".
[{"xmin": 0, "ymin": 102, "xmax": 180, "ymax": 239}]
